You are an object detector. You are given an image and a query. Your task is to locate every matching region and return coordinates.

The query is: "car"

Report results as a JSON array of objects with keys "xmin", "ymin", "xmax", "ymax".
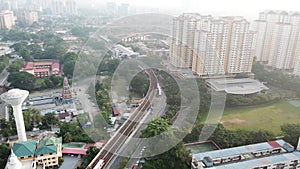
[{"xmin": 132, "ymin": 165, "xmax": 138, "ymax": 169}]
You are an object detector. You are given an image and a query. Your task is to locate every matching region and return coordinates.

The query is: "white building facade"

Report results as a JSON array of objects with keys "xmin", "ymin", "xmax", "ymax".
[
  {"xmin": 253, "ymin": 11, "xmax": 300, "ymax": 73},
  {"xmin": 169, "ymin": 14, "xmax": 255, "ymax": 76}
]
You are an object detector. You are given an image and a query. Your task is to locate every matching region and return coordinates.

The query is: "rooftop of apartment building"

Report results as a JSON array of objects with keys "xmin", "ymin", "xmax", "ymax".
[{"xmin": 192, "ymin": 139, "xmax": 298, "ymax": 169}]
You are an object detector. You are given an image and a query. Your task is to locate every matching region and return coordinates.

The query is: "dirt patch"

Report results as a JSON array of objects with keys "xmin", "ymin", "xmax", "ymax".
[{"xmin": 221, "ymin": 118, "xmax": 246, "ymax": 126}]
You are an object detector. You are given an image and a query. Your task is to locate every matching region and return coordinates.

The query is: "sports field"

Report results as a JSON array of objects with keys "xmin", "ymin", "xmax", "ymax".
[{"xmin": 221, "ymin": 101, "xmax": 300, "ymax": 135}]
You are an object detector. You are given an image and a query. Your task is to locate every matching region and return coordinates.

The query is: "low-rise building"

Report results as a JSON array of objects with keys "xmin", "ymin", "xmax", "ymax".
[
  {"xmin": 113, "ymin": 44, "xmax": 138, "ymax": 59},
  {"xmin": 12, "ymin": 140, "xmax": 37, "ymax": 160},
  {"xmin": 206, "ymin": 78, "xmax": 269, "ymax": 95},
  {"xmin": 10, "ymin": 137, "xmax": 62, "ymax": 168},
  {"xmin": 35, "ymin": 137, "xmax": 62, "ymax": 168},
  {"xmin": 192, "ymin": 139, "xmax": 300, "ymax": 169},
  {"xmin": 20, "ymin": 61, "xmax": 62, "ymax": 78}
]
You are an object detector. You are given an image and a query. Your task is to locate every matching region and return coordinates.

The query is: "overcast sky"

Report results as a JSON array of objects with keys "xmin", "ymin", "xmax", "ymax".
[{"xmin": 101, "ymin": 0, "xmax": 300, "ymax": 20}]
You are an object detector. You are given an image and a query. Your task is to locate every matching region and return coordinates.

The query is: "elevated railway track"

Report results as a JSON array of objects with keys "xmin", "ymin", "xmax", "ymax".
[{"xmin": 87, "ymin": 69, "xmax": 158, "ymax": 169}]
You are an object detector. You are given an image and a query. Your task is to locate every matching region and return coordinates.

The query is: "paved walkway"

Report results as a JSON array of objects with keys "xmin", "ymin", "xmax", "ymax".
[{"xmin": 59, "ymin": 156, "xmax": 80, "ymax": 169}]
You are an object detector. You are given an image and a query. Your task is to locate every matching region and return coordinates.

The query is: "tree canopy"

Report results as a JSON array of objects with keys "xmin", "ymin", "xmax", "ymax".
[{"xmin": 141, "ymin": 118, "xmax": 191, "ymax": 169}]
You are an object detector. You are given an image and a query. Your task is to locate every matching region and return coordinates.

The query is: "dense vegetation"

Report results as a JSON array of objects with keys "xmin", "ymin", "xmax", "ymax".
[
  {"xmin": 7, "ymin": 72, "xmax": 64, "ymax": 92},
  {"xmin": 158, "ymin": 71, "xmax": 181, "ymax": 121},
  {"xmin": 184, "ymin": 124, "xmax": 275, "ymax": 148},
  {"xmin": 97, "ymin": 57, "xmax": 120, "ymax": 76},
  {"xmin": 9, "ymin": 30, "xmax": 66, "ymax": 61},
  {"xmin": 141, "ymin": 118, "xmax": 191, "ymax": 169},
  {"xmin": 59, "ymin": 52, "xmax": 78, "ymax": 78},
  {"xmin": 94, "ymin": 82, "xmax": 112, "ymax": 124},
  {"xmin": 7, "ymin": 59, "xmax": 25, "ymax": 72},
  {"xmin": 58, "ymin": 122, "xmax": 94, "ymax": 143},
  {"xmin": 6, "ymin": 52, "xmax": 80, "ymax": 91},
  {"xmin": 253, "ymin": 61, "xmax": 300, "ymax": 98},
  {"xmin": 225, "ymin": 92, "xmax": 280, "ymax": 107},
  {"xmin": 129, "ymin": 72, "xmax": 149, "ymax": 97},
  {"xmin": 0, "ymin": 109, "xmax": 60, "ymax": 137},
  {"xmin": 77, "ymin": 146, "xmax": 100, "ymax": 169},
  {"xmin": 281, "ymin": 124, "xmax": 300, "ymax": 147},
  {"xmin": 0, "ymin": 55, "xmax": 9, "ymax": 73},
  {"xmin": 92, "ymin": 57, "xmax": 121, "ymax": 124},
  {"xmin": 0, "ymin": 143, "xmax": 10, "ymax": 169}
]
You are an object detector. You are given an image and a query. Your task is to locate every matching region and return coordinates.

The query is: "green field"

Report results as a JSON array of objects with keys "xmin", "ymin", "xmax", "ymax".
[{"xmin": 221, "ymin": 101, "xmax": 300, "ymax": 135}]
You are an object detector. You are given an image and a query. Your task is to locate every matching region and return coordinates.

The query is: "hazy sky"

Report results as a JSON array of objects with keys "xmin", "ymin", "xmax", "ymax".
[{"xmin": 107, "ymin": 0, "xmax": 300, "ymax": 20}]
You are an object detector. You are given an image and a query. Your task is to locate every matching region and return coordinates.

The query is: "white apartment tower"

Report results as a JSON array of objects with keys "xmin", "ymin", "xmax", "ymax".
[
  {"xmin": 169, "ymin": 14, "xmax": 255, "ymax": 76},
  {"xmin": 0, "ymin": 10, "xmax": 15, "ymax": 30},
  {"xmin": 253, "ymin": 11, "xmax": 300, "ymax": 70},
  {"xmin": 51, "ymin": 0, "xmax": 77, "ymax": 15},
  {"xmin": 24, "ymin": 11, "xmax": 38, "ymax": 25},
  {"xmin": 65, "ymin": 0, "xmax": 77, "ymax": 15},
  {"xmin": 169, "ymin": 13, "xmax": 207, "ymax": 68},
  {"xmin": 193, "ymin": 17, "xmax": 255, "ymax": 75}
]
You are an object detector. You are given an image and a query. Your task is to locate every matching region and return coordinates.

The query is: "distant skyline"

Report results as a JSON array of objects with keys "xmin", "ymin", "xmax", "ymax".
[
  {"xmin": 78, "ymin": 0, "xmax": 300, "ymax": 20},
  {"xmin": 14, "ymin": 0, "xmax": 300, "ymax": 20}
]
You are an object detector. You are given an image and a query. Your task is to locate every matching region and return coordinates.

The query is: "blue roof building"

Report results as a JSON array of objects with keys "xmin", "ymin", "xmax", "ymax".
[{"xmin": 192, "ymin": 140, "xmax": 300, "ymax": 169}]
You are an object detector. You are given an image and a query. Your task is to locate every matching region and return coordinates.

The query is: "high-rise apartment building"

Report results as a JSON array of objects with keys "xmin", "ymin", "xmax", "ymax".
[
  {"xmin": 50, "ymin": 0, "xmax": 77, "ymax": 15},
  {"xmin": 118, "ymin": 3, "xmax": 129, "ymax": 16},
  {"xmin": 106, "ymin": 2, "xmax": 117, "ymax": 16},
  {"xmin": 169, "ymin": 13, "xmax": 205, "ymax": 68},
  {"xmin": 253, "ymin": 11, "xmax": 300, "ymax": 70},
  {"xmin": 169, "ymin": 14, "xmax": 255, "ymax": 76},
  {"xmin": 65, "ymin": 0, "xmax": 77, "ymax": 15},
  {"xmin": 0, "ymin": 10, "xmax": 15, "ymax": 30},
  {"xmin": 24, "ymin": 11, "xmax": 38, "ymax": 25}
]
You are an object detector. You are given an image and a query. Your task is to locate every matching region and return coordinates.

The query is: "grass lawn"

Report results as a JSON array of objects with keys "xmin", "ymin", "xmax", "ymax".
[{"xmin": 221, "ymin": 101, "xmax": 300, "ymax": 135}]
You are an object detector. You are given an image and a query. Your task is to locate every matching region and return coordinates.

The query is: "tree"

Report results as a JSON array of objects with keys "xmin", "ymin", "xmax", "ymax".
[
  {"xmin": 0, "ymin": 144, "xmax": 10, "ymax": 169},
  {"xmin": 0, "ymin": 118, "xmax": 15, "ymax": 137},
  {"xmin": 22, "ymin": 108, "xmax": 42, "ymax": 131},
  {"xmin": 119, "ymin": 158, "xmax": 129, "ymax": 169},
  {"xmin": 63, "ymin": 132, "xmax": 72, "ymax": 143},
  {"xmin": 141, "ymin": 117, "xmax": 171, "ymax": 138},
  {"xmin": 184, "ymin": 124, "xmax": 275, "ymax": 148},
  {"xmin": 40, "ymin": 113, "xmax": 59, "ymax": 129},
  {"xmin": 7, "ymin": 72, "xmax": 36, "ymax": 91},
  {"xmin": 7, "ymin": 59, "xmax": 25, "ymax": 73},
  {"xmin": 281, "ymin": 124, "xmax": 300, "ymax": 147},
  {"xmin": 60, "ymin": 52, "xmax": 78, "ymax": 78},
  {"xmin": 81, "ymin": 146, "xmax": 100, "ymax": 168},
  {"xmin": 58, "ymin": 122, "xmax": 94, "ymax": 143},
  {"xmin": 141, "ymin": 118, "xmax": 191, "ymax": 169},
  {"xmin": 130, "ymin": 72, "xmax": 150, "ymax": 97}
]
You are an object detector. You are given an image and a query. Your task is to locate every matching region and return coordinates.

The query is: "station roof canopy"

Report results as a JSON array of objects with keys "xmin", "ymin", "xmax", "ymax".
[{"xmin": 206, "ymin": 78, "xmax": 269, "ymax": 95}]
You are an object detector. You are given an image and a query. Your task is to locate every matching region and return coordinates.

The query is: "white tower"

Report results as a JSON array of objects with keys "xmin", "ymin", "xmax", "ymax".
[
  {"xmin": 1, "ymin": 89, "xmax": 29, "ymax": 142},
  {"xmin": 5, "ymin": 150, "xmax": 22, "ymax": 169}
]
